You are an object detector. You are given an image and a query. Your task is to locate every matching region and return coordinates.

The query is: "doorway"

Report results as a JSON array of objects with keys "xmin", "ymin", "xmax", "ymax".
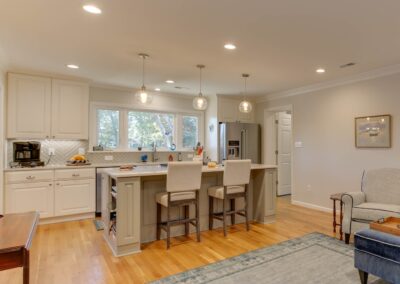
[{"xmin": 264, "ymin": 106, "xmax": 293, "ymax": 199}]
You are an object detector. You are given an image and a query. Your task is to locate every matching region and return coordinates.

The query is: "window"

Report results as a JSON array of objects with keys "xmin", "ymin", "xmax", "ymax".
[
  {"xmin": 92, "ymin": 104, "xmax": 203, "ymax": 151},
  {"xmin": 182, "ymin": 116, "xmax": 198, "ymax": 149},
  {"xmin": 97, "ymin": 109, "xmax": 119, "ymax": 149},
  {"xmin": 128, "ymin": 111, "xmax": 174, "ymax": 149}
]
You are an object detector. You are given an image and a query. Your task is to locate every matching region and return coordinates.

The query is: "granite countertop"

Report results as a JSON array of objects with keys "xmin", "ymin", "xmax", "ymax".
[
  {"xmin": 104, "ymin": 164, "xmax": 277, "ymax": 178},
  {"xmin": 3, "ymin": 162, "xmax": 168, "ymax": 172}
]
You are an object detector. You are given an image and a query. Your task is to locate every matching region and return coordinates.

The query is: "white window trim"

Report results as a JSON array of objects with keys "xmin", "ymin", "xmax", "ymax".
[{"xmin": 89, "ymin": 101, "xmax": 204, "ymax": 152}]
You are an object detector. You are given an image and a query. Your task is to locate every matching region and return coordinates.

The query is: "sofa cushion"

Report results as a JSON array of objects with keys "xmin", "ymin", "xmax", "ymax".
[
  {"xmin": 355, "ymin": 229, "xmax": 400, "ymax": 263},
  {"xmin": 352, "ymin": 203, "xmax": 400, "ymax": 222}
]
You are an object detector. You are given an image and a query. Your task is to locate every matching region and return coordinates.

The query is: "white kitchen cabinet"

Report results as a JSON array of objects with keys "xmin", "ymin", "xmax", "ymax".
[
  {"xmin": 7, "ymin": 73, "xmax": 52, "ymax": 138},
  {"xmin": 54, "ymin": 179, "xmax": 95, "ymax": 216},
  {"xmin": 6, "ymin": 73, "xmax": 89, "ymax": 140},
  {"xmin": 51, "ymin": 79, "xmax": 89, "ymax": 139},
  {"xmin": 6, "ymin": 182, "xmax": 54, "ymax": 218},
  {"xmin": 218, "ymin": 97, "xmax": 255, "ymax": 123}
]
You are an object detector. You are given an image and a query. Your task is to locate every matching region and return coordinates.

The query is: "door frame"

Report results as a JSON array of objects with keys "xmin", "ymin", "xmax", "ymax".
[{"xmin": 263, "ymin": 105, "xmax": 294, "ymax": 198}]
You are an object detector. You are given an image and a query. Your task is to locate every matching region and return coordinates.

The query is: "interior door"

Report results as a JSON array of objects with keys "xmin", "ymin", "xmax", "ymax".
[{"xmin": 277, "ymin": 112, "xmax": 292, "ymax": 196}]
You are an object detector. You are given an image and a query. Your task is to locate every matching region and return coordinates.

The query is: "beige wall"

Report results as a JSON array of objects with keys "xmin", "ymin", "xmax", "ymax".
[
  {"xmin": 205, "ymin": 94, "xmax": 218, "ymax": 161},
  {"xmin": 256, "ymin": 72, "xmax": 400, "ymax": 210},
  {"xmin": 0, "ymin": 65, "xmax": 5, "ymax": 214}
]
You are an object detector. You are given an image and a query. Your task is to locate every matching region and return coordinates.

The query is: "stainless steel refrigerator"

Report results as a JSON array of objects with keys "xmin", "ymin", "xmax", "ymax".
[{"xmin": 219, "ymin": 122, "xmax": 260, "ymax": 163}]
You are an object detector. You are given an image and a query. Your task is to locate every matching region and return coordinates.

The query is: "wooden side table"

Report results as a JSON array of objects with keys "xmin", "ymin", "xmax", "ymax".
[
  {"xmin": 330, "ymin": 193, "xmax": 344, "ymax": 240},
  {"xmin": 0, "ymin": 212, "xmax": 39, "ymax": 284}
]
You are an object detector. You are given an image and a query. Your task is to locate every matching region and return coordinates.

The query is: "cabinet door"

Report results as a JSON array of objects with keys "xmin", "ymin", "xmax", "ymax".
[
  {"xmin": 218, "ymin": 98, "xmax": 238, "ymax": 122},
  {"xmin": 51, "ymin": 79, "xmax": 89, "ymax": 139},
  {"xmin": 6, "ymin": 182, "xmax": 54, "ymax": 218},
  {"xmin": 117, "ymin": 178, "xmax": 141, "ymax": 246},
  {"xmin": 54, "ymin": 179, "xmax": 95, "ymax": 216},
  {"xmin": 7, "ymin": 73, "xmax": 52, "ymax": 138}
]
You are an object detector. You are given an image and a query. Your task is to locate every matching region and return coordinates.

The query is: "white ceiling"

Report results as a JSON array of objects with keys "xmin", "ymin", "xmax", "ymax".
[{"xmin": 1, "ymin": 0, "xmax": 400, "ymax": 97}]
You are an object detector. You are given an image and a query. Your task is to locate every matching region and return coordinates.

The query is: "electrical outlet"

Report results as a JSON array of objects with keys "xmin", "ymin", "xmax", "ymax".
[
  {"xmin": 105, "ymin": 155, "xmax": 114, "ymax": 161},
  {"xmin": 48, "ymin": 148, "xmax": 55, "ymax": 155},
  {"xmin": 78, "ymin": 148, "xmax": 85, "ymax": 155}
]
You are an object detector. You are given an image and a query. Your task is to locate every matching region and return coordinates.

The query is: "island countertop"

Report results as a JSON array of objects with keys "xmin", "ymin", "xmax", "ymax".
[{"xmin": 104, "ymin": 163, "xmax": 277, "ymax": 178}]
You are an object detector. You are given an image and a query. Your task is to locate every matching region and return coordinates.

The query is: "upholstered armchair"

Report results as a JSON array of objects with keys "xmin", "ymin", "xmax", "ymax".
[{"xmin": 342, "ymin": 168, "xmax": 400, "ymax": 244}]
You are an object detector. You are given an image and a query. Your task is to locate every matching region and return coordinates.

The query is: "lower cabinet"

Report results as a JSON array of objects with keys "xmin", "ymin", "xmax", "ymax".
[
  {"xmin": 6, "ymin": 182, "xmax": 54, "ymax": 218},
  {"xmin": 54, "ymin": 179, "xmax": 95, "ymax": 216}
]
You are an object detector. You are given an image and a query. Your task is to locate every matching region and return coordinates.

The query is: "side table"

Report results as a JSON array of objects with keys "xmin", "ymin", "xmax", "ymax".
[{"xmin": 330, "ymin": 193, "xmax": 344, "ymax": 240}]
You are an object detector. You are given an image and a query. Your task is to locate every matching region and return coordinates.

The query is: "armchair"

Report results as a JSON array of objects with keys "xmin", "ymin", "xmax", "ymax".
[{"xmin": 342, "ymin": 168, "xmax": 400, "ymax": 244}]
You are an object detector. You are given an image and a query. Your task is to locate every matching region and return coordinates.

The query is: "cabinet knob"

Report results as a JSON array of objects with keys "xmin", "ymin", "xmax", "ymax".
[
  {"xmin": 49, "ymin": 183, "xmax": 52, "ymax": 186},
  {"xmin": 26, "ymin": 175, "xmax": 35, "ymax": 180},
  {"xmin": 52, "ymin": 136, "xmax": 55, "ymax": 139},
  {"xmin": 72, "ymin": 173, "xmax": 80, "ymax": 177},
  {"xmin": 56, "ymin": 183, "xmax": 60, "ymax": 185}
]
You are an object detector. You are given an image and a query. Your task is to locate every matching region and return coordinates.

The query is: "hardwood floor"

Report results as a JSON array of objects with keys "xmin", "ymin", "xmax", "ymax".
[{"xmin": 0, "ymin": 196, "xmax": 336, "ymax": 284}]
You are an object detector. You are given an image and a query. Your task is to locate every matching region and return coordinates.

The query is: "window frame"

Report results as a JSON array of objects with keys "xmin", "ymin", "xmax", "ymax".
[{"xmin": 90, "ymin": 102, "xmax": 204, "ymax": 152}]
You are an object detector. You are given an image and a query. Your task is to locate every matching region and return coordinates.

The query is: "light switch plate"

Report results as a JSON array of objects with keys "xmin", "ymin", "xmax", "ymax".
[
  {"xmin": 78, "ymin": 148, "xmax": 85, "ymax": 155},
  {"xmin": 105, "ymin": 155, "xmax": 114, "ymax": 161},
  {"xmin": 294, "ymin": 141, "xmax": 304, "ymax": 148}
]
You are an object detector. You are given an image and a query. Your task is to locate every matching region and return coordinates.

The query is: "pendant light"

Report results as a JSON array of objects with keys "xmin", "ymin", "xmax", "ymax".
[
  {"xmin": 135, "ymin": 53, "xmax": 152, "ymax": 104},
  {"xmin": 193, "ymin": 64, "xmax": 208, "ymax": 110},
  {"xmin": 239, "ymin": 73, "xmax": 253, "ymax": 113}
]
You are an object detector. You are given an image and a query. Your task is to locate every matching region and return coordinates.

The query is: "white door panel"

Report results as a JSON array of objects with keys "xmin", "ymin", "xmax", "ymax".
[{"xmin": 277, "ymin": 112, "xmax": 292, "ymax": 196}]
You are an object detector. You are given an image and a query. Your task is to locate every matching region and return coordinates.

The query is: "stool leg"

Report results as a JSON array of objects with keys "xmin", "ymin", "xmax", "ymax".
[
  {"xmin": 339, "ymin": 201, "xmax": 343, "ymax": 241},
  {"xmin": 209, "ymin": 196, "xmax": 214, "ymax": 230},
  {"xmin": 358, "ymin": 270, "xmax": 368, "ymax": 284},
  {"xmin": 230, "ymin": 199, "xmax": 236, "ymax": 225},
  {"xmin": 166, "ymin": 206, "xmax": 171, "ymax": 249},
  {"xmin": 156, "ymin": 203, "xmax": 161, "ymax": 240},
  {"xmin": 184, "ymin": 205, "xmax": 189, "ymax": 237},
  {"xmin": 222, "ymin": 197, "xmax": 227, "ymax": 237},
  {"xmin": 244, "ymin": 186, "xmax": 250, "ymax": 231},
  {"xmin": 196, "ymin": 191, "xmax": 201, "ymax": 242},
  {"xmin": 333, "ymin": 200, "xmax": 337, "ymax": 233}
]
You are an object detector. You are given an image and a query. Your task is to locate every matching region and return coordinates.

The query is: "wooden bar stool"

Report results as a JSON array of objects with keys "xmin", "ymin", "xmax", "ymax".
[
  {"xmin": 155, "ymin": 161, "xmax": 202, "ymax": 249},
  {"xmin": 208, "ymin": 159, "xmax": 251, "ymax": 236}
]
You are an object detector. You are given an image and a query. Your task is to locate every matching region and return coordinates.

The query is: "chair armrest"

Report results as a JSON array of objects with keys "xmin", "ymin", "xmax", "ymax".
[{"xmin": 342, "ymin": 192, "xmax": 366, "ymax": 234}]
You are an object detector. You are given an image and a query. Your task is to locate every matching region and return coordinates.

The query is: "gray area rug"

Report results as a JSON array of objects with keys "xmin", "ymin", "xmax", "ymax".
[{"xmin": 150, "ymin": 233, "xmax": 387, "ymax": 284}]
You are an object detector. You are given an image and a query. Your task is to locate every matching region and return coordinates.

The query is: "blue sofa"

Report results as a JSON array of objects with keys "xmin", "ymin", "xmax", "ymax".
[{"xmin": 354, "ymin": 229, "xmax": 400, "ymax": 284}]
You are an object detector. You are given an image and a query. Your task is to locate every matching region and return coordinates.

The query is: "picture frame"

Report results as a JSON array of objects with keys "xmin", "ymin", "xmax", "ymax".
[{"xmin": 355, "ymin": 114, "xmax": 391, "ymax": 148}]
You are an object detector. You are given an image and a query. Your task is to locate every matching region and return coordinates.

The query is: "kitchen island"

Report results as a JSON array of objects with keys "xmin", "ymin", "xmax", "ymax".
[{"xmin": 101, "ymin": 164, "xmax": 277, "ymax": 256}]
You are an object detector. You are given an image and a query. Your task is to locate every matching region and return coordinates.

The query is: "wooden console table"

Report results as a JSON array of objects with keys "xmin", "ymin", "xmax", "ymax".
[
  {"xmin": 330, "ymin": 193, "xmax": 344, "ymax": 240},
  {"xmin": 0, "ymin": 212, "xmax": 39, "ymax": 284}
]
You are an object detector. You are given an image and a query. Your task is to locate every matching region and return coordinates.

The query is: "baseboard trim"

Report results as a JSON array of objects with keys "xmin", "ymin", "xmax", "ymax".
[
  {"xmin": 291, "ymin": 200, "xmax": 333, "ymax": 213},
  {"xmin": 39, "ymin": 212, "xmax": 95, "ymax": 225}
]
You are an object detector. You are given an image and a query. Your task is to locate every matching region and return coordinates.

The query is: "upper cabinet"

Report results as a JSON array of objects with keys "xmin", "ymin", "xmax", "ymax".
[
  {"xmin": 217, "ymin": 97, "xmax": 255, "ymax": 123},
  {"xmin": 7, "ymin": 74, "xmax": 52, "ymax": 138},
  {"xmin": 51, "ymin": 79, "xmax": 89, "ymax": 139},
  {"xmin": 7, "ymin": 73, "xmax": 89, "ymax": 140}
]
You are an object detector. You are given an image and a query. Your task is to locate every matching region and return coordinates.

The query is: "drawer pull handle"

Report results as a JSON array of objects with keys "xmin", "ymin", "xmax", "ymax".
[
  {"xmin": 72, "ymin": 173, "xmax": 80, "ymax": 177},
  {"xmin": 26, "ymin": 176, "xmax": 35, "ymax": 180}
]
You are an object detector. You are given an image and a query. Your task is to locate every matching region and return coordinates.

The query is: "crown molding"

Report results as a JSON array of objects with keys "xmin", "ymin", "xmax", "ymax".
[{"xmin": 256, "ymin": 63, "xmax": 400, "ymax": 103}]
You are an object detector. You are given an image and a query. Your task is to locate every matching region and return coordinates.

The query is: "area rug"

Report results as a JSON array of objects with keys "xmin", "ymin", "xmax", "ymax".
[{"xmin": 150, "ymin": 233, "xmax": 386, "ymax": 284}]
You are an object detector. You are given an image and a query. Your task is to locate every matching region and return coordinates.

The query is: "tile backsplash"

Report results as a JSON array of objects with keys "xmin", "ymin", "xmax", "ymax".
[{"xmin": 6, "ymin": 140, "xmax": 194, "ymax": 167}]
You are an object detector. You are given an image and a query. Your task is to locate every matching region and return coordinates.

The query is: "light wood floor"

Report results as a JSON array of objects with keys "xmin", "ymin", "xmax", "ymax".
[{"xmin": 0, "ymin": 196, "xmax": 337, "ymax": 284}]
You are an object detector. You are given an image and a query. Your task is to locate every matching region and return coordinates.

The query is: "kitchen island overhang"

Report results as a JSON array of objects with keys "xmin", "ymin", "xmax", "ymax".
[{"xmin": 101, "ymin": 164, "xmax": 277, "ymax": 256}]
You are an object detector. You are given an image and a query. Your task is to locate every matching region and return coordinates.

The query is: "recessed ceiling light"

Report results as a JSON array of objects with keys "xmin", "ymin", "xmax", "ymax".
[
  {"xmin": 224, "ymin": 43, "xmax": 236, "ymax": 50},
  {"xmin": 316, "ymin": 68, "xmax": 326, "ymax": 74},
  {"xmin": 154, "ymin": 88, "xmax": 161, "ymax": 91},
  {"xmin": 165, "ymin": 80, "xmax": 175, "ymax": 84},
  {"xmin": 83, "ymin": 5, "xmax": 102, "ymax": 14},
  {"xmin": 66, "ymin": 64, "xmax": 79, "ymax": 69}
]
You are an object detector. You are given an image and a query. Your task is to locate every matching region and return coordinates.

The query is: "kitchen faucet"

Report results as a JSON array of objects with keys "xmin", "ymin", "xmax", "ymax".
[{"xmin": 152, "ymin": 142, "xmax": 159, "ymax": 162}]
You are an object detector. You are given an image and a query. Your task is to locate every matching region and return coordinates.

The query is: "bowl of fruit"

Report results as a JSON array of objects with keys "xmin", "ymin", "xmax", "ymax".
[{"xmin": 66, "ymin": 155, "xmax": 91, "ymax": 166}]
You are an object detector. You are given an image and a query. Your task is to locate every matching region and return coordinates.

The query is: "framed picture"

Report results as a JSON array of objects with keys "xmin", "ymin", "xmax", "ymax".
[{"xmin": 355, "ymin": 114, "xmax": 391, "ymax": 148}]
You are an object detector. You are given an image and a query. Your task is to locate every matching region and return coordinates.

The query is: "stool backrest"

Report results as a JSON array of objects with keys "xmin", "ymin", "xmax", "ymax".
[
  {"xmin": 223, "ymin": 159, "xmax": 251, "ymax": 186},
  {"xmin": 166, "ymin": 161, "xmax": 202, "ymax": 192}
]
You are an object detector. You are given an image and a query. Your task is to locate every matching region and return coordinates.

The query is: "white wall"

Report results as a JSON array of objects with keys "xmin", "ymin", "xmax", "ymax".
[
  {"xmin": 256, "ymin": 72, "xmax": 400, "ymax": 210},
  {"xmin": 205, "ymin": 94, "xmax": 218, "ymax": 161},
  {"xmin": 0, "ymin": 65, "xmax": 6, "ymax": 214}
]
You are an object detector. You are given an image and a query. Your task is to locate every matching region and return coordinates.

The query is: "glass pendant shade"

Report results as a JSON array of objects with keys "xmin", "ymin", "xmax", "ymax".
[
  {"xmin": 239, "ymin": 100, "xmax": 252, "ymax": 113},
  {"xmin": 193, "ymin": 94, "xmax": 208, "ymax": 110},
  {"xmin": 193, "ymin": 64, "xmax": 208, "ymax": 110},
  {"xmin": 239, "ymin": 73, "xmax": 252, "ymax": 113},
  {"xmin": 135, "ymin": 86, "xmax": 152, "ymax": 104}
]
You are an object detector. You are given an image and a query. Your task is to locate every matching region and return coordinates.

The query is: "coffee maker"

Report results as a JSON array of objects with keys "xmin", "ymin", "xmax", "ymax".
[{"xmin": 13, "ymin": 141, "xmax": 45, "ymax": 167}]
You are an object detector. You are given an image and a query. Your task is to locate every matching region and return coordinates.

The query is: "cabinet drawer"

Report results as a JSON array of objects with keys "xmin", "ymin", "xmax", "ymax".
[
  {"xmin": 5, "ymin": 170, "xmax": 54, "ymax": 184},
  {"xmin": 55, "ymin": 168, "xmax": 95, "ymax": 180}
]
